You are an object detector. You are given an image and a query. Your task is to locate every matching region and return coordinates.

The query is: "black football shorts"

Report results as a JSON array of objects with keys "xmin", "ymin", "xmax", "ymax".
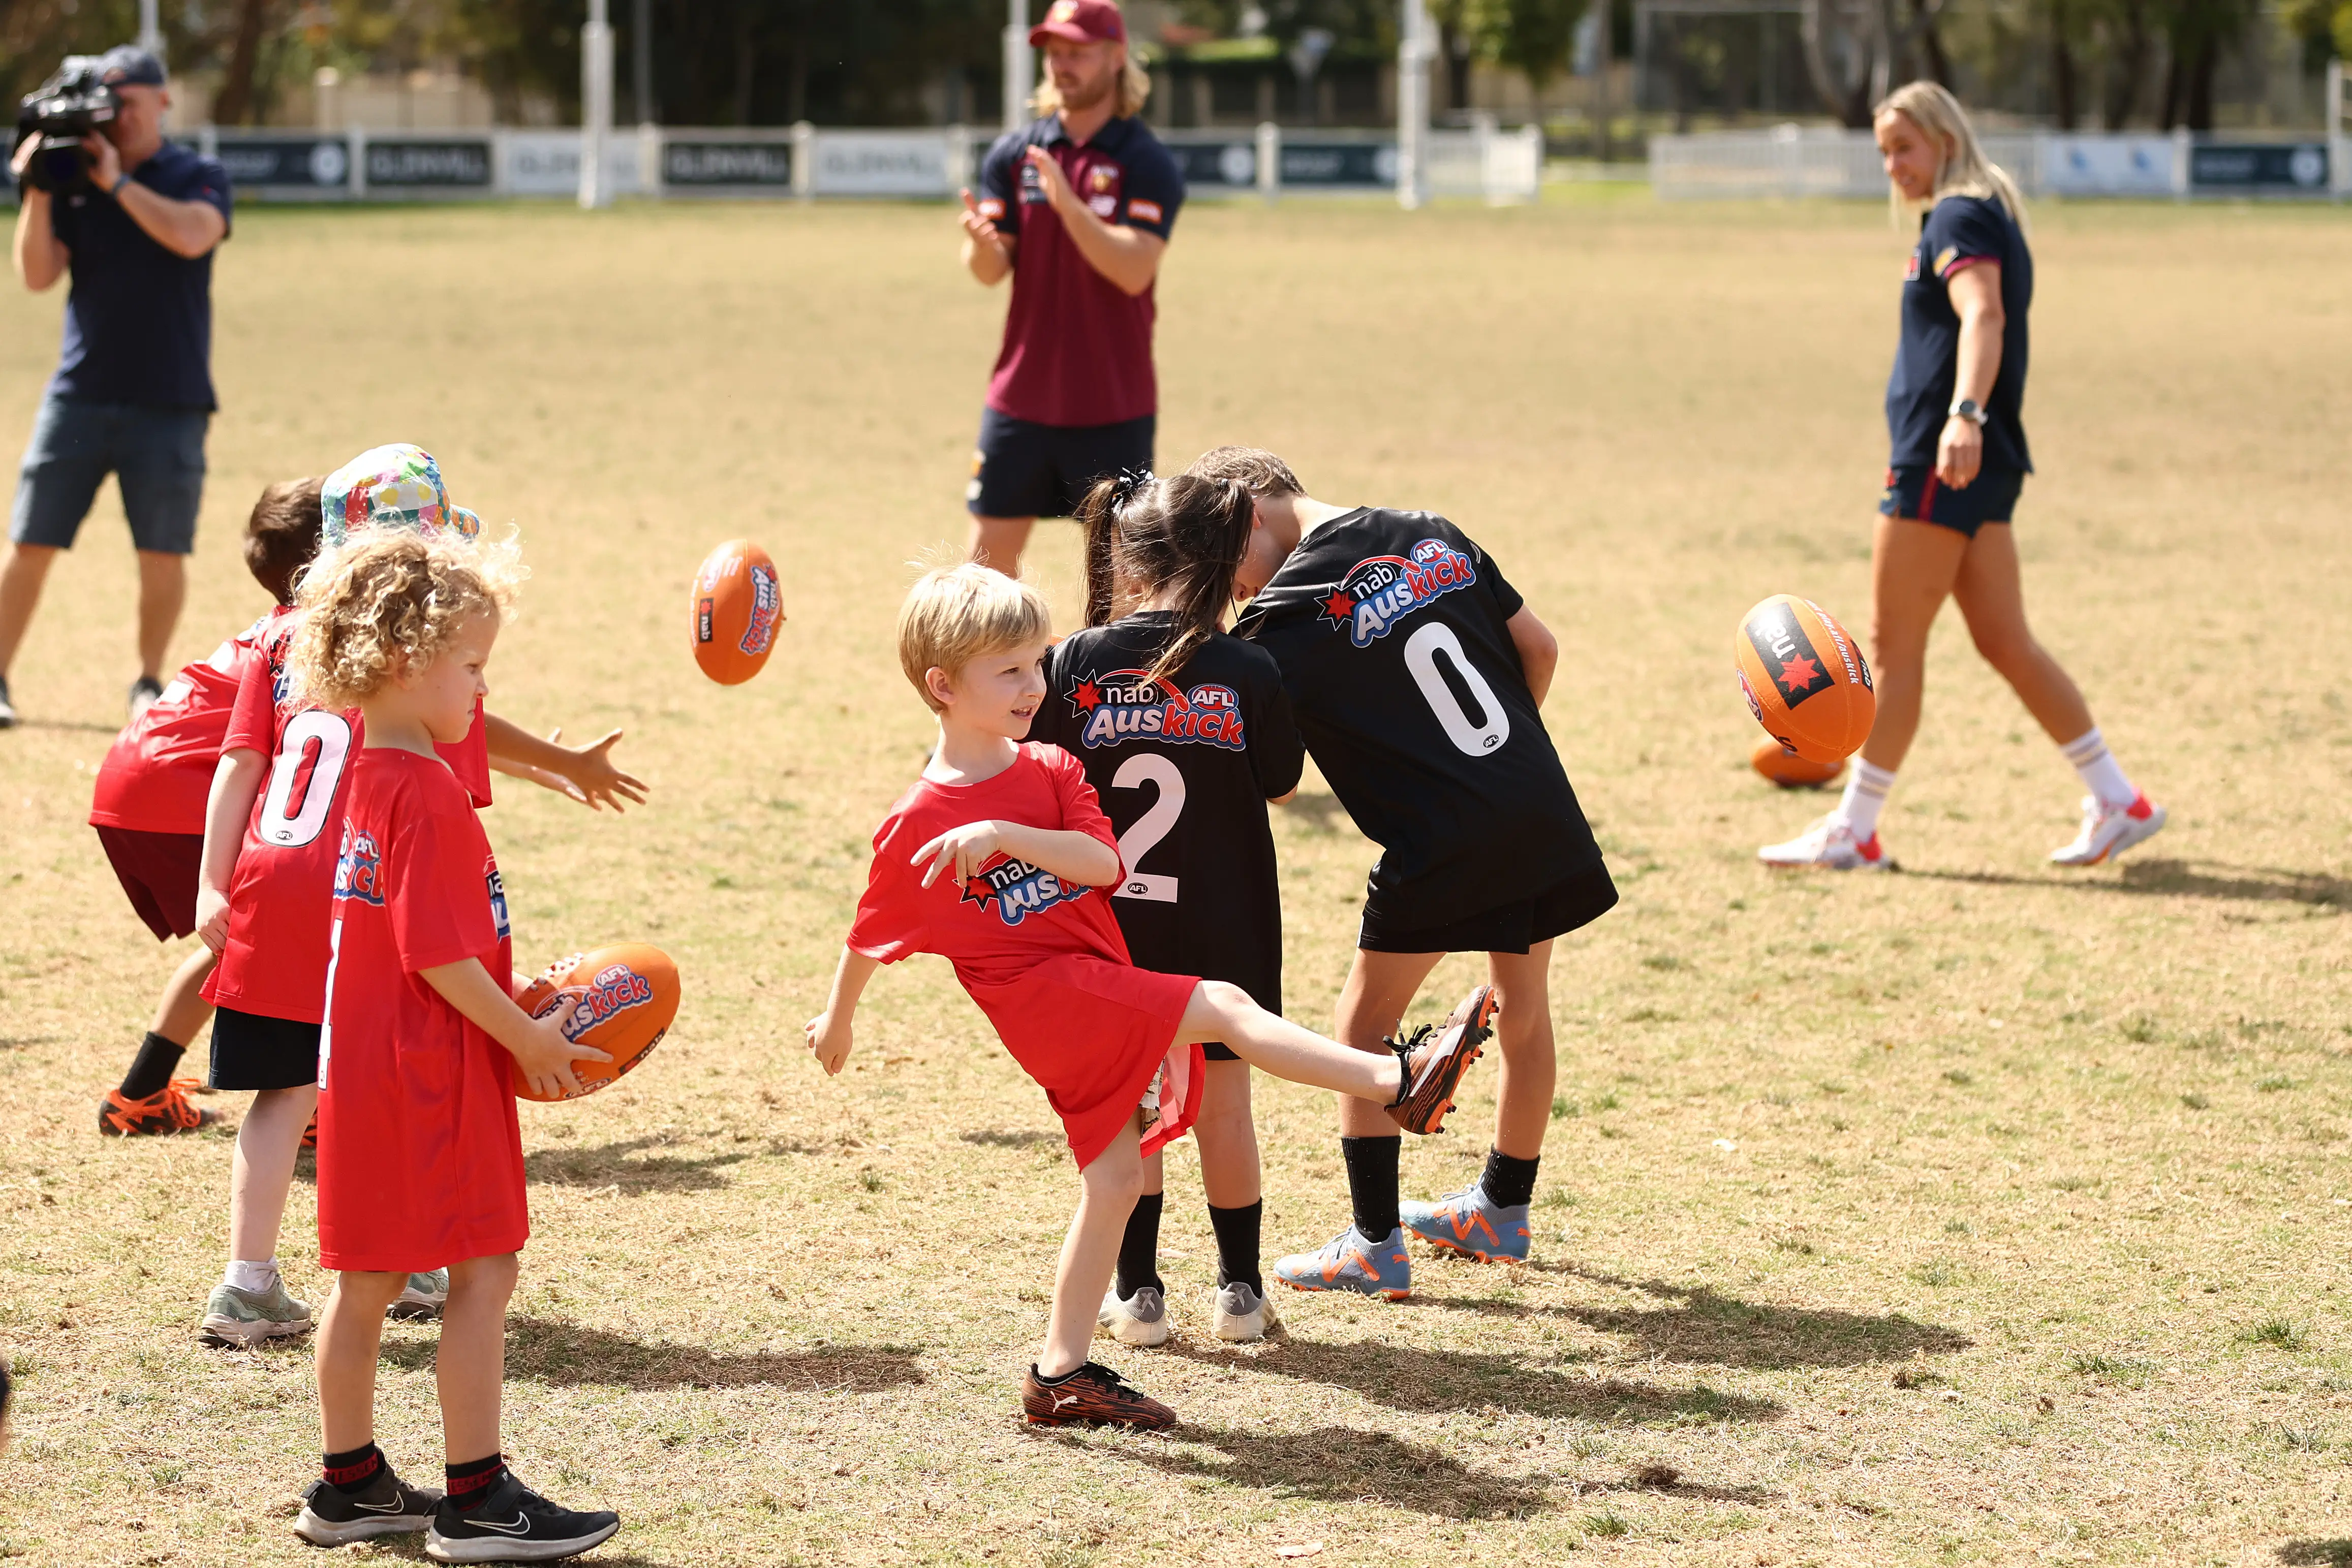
[
  {"xmin": 1359, "ymin": 865, "xmax": 1620, "ymax": 956},
  {"xmin": 1879, "ymin": 463, "xmax": 2025, "ymax": 539},
  {"xmin": 208, "ymin": 1007, "xmax": 322, "ymax": 1093},
  {"xmin": 968, "ymin": 406, "xmax": 1155, "ymax": 521}
]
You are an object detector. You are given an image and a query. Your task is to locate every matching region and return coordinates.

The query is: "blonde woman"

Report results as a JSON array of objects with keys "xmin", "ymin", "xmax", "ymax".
[{"xmin": 1761, "ymin": 82, "xmax": 2164, "ymax": 871}]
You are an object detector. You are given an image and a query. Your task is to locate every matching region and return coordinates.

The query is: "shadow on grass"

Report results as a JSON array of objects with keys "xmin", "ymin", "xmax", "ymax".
[
  {"xmin": 12, "ymin": 716, "xmax": 120, "ymax": 734},
  {"xmin": 1274, "ymin": 790, "xmax": 1352, "ymax": 835},
  {"xmin": 959, "ymin": 1128, "xmax": 1059, "ymax": 1150},
  {"xmin": 1903, "ymin": 858, "xmax": 2350, "ymax": 908},
  {"xmin": 1447, "ymin": 1266, "xmax": 1970, "ymax": 1369},
  {"xmin": 1081, "ymin": 1423, "xmax": 1554, "ymax": 1519},
  {"xmin": 1160, "ymin": 1334, "xmax": 1780, "ymax": 1422},
  {"xmin": 522, "ymin": 1135, "xmax": 749, "ymax": 1194},
  {"xmin": 342, "ymin": 1543, "xmax": 685, "ymax": 1568},
  {"xmin": 381, "ymin": 1316, "xmax": 925, "ymax": 1393},
  {"xmin": 2279, "ymin": 1543, "xmax": 2352, "ymax": 1566}
]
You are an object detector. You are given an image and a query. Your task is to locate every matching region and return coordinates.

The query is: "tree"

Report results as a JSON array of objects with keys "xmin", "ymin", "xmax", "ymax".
[
  {"xmin": 1466, "ymin": 0, "xmax": 1586, "ymax": 96},
  {"xmin": 210, "ymin": 0, "xmax": 276, "ymax": 127}
]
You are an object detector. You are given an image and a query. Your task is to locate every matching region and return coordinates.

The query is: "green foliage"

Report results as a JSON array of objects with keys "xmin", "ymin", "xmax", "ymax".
[{"xmin": 1465, "ymin": 0, "xmax": 1587, "ymax": 89}]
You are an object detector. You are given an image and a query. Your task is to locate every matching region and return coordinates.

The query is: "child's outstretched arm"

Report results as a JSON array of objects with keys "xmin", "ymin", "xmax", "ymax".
[
  {"xmin": 421, "ymin": 957, "xmax": 612, "ymax": 1098},
  {"xmin": 806, "ymin": 947, "xmax": 882, "ymax": 1076},
  {"xmin": 911, "ymin": 821, "xmax": 1119, "ymax": 892},
  {"xmin": 483, "ymin": 713, "xmax": 649, "ymax": 812},
  {"xmin": 1505, "ymin": 606, "xmax": 1559, "ymax": 707},
  {"xmin": 192, "ymin": 746, "xmax": 266, "ymax": 953}
]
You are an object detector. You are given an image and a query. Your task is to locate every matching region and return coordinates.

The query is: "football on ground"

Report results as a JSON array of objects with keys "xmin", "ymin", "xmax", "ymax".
[
  {"xmin": 691, "ymin": 539, "xmax": 785, "ymax": 685},
  {"xmin": 1750, "ymin": 733, "xmax": 1848, "ymax": 789},
  {"xmin": 1735, "ymin": 593, "xmax": 1875, "ymax": 765},
  {"xmin": 513, "ymin": 944, "xmax": 682, "ymax": 1103}
]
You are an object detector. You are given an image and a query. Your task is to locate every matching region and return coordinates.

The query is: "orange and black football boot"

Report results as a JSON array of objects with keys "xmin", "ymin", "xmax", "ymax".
[
  {"xmin": 98, "ymin": 1077, "xmax": 221, "ymax": 1138},
  {"xmin": 1385, "ymin": 984, "xmax": 1498, "ymax": 1136},
  {"xmin": 1021, "ymin": 1362, "xmax": 1176, "ymax": 1430}
]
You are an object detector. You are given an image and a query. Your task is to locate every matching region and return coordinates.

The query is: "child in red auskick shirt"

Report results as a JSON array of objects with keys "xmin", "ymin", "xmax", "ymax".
[
  {"xmin": 281, "ymin": 526, "xmax": 619, "ymax": 1559},
  {"xmin": 805, "ymin": 563, "xmax": 1500, "ymax": 1430}
]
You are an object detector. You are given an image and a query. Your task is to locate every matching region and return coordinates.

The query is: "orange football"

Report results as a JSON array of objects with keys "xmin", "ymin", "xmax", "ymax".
[
  {"xmin": 1733, "ymin": 594, "xmax": 1875, "ymax": 765},
  {"xmin": 513, "ymin": 944, "xmax": 681, "ymax": 1103},
  {"xmin": 691, "ymin": 539, "xmax": 784, "ymax": 685},
  {"xmin": 1751, "ymin": 734, "xmax": 1848, "ymax": 789}
]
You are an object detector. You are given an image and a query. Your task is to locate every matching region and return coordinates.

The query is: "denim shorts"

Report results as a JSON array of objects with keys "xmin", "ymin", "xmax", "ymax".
[{"xmin": 11, "ymin": 394, "xmax": 209, "ymax": 554}]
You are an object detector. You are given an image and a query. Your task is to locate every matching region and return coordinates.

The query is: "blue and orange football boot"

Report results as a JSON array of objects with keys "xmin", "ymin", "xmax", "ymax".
[
  {"xmin": 1272, "ymin": 1225, "xmax": 1414, "ymax": 1301},
  {"xmin": 1402, "ymin": 1184, "xmax": 1532, "ymax": 1264}
]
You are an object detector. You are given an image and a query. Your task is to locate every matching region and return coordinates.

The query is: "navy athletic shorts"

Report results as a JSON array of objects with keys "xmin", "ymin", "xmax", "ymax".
[
  {"xmin": 967, "ymin": 406, "xmax": 1155, "ymax": 521},
  {"xmin": 1359, "ymin": 865, "xmax": 1620, "ymax": 957},
  {"xmin": 1879, "ymin": 463, "xmax": 2025, "ymax": 539}
]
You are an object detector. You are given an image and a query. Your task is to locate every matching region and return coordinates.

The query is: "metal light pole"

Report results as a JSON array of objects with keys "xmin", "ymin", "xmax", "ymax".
[
  {"xmin": 138, "ymin": 0, "xmax": 163, "ymax": 61},
  {"xmin": 1397, "ymin": 0, "xmax": 1433, "ymax": 209},
  {"xmin": 580, "ymin": 0, "xmax": 615, "ymax": 208},
  {"xmin": 633, "ymin": 0, "xmax": 654, "ymax": 124},
  {"xmin": 1003, "ymin": 0, "xmax": 1033, "ymax": 133}
]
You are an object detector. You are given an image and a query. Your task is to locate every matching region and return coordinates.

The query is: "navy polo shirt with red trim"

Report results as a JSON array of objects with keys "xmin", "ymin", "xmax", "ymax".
[
  {"xmin": 976, "ymin": 114, "xmax": 1184, "ymax": 430},
  {"xmin": 1885, "ymin": 194, "xmax": 2033, "ymax": 474}
]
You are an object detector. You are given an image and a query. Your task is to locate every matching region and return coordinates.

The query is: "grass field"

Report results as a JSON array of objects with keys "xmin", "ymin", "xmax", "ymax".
[{"xmin": 1, "ymin": 187, "xmax": 2348, "ymax": 1567}]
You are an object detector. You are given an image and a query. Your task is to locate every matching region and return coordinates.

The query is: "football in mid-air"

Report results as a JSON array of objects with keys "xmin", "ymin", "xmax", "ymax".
[
  {"xmin": 1733, "ymin": 594, "xmax": 1875, "ymax": 765},
  {"xmin": 691, "ymin": 539, "xmax": 784, "ymax": 685},
  {"xmin": 1751, "ymin": 734, "xmax": 1848, "ymax": 789},
  {"xmin": 513, "ymin": 944, "xmax": 681, "ymax": 1103}
]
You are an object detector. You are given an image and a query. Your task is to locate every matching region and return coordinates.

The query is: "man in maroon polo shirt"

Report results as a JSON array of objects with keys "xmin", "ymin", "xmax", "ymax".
[{"xmin": 957, "ymin": 0, "xmax": 1185, "ymax": 574}]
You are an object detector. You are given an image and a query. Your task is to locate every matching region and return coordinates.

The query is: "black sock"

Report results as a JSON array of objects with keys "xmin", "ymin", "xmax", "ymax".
[
  {"xmin": 1208, "ymin": 1200, "xmax": 1263, "ymax": 1295},
  {"xmin": 1341, "ymin": 1136, "xmax": 1401, "ymax": 1243},
  {"xmin": 1115, "ymin": 1192, "xmax": 1164, "ymax": 1299},
  {"xmin": 118, "ymin": 1031, "xmax": 185, "ymax": 1101},
  {"xmin": 1480, "ymin": 1147, "xmax": 1541, "ymax": 1209},
  {"xmin": 322, "ymin": 1442, "xmax": 383, "ymax": 1495},
  {"xmin": 446, "ymin": 1453, "xmax": 506, "ymax": 1511}
]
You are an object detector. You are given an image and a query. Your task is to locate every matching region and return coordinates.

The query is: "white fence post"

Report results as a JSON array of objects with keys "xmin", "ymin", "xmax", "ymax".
[
  {"xmin": 2330, "ymin": 58, "xmax": 2347, "ymax": 200},
  {"xmin": 579, "ymin": 0, "xmax": 614, "ymax": 208},
  {"xmin": 638, "ymin": 121, "xmax": 663, "ymax": 199},
  {"xmin": 945, "ymin": 123, "xmax": 972, "ymax": 198},
  {"xmin": 2172, "ymin": 125, "xmax": 2191, "ymax": 200},
  {"xmin": 349, "ymin": 126, "xmax": 367, "ymax": 198},
  {"xmin": 1396, "ymin": 0, "xmax": 1431, "ymax": 209},
  {"xmin": 791, "ymin": 121, "xmax": 815, "ymax": 200},
  {"xmin": 1256, "ymin": 121, "xmax": 1281, "ymax": 203},
  {"xmin": 1003, "ymin": 0, "xmax": 1032, "ymax": 134}
]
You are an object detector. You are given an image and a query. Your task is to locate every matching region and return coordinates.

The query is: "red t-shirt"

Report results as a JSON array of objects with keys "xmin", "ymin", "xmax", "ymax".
[
  {"xmin": 976, "ymin": 115, "xmax": 1184, "ymax": 429},
  {"xmin": 88, "ymin": 610, "xmax": 281, "ymax": 835},
  {"xmin": 849, "ymin": 742, "xmax": 1202, "ymax": 1166},
  {"xmin": 203, "ymin": 611, "xmax": 492, "ymax": 1024},
  {"xmin": 316, "ymin": 746, "xmax": 525, "ymax": 1273}
]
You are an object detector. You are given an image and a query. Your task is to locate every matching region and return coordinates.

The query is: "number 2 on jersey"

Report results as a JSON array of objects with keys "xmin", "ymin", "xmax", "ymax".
[
  {"xmin": 257, "ymin": 708, "xmax": 355, "ymax": 847},
  {"xmin": 1404, "ymin": 620, "xmax": 1510, "ymax": 757},
  {"xmin": 1110, "ymin": 753, "xmax": 1185, "ymax": 904}
]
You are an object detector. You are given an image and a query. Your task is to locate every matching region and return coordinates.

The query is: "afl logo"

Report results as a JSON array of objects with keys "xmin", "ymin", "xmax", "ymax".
[{"xmin": 1317, "ymin": 537, "xmax": 1479, "ymax": 648}]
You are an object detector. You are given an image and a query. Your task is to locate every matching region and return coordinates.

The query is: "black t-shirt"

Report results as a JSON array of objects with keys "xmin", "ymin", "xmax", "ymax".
[
  {"xmin": 1028, "ymin": 613, "xmax": 1303, "ymax": 1011},
  {"xmin": 1885, "ymin": 194, "xmax": 2032, "ymax": 474},
  {"xmin": 47, "ymin": 141, "xmax": 233, "ymax": 412},
  {"xmin": 1233, "ymin": 509, "xmax": 1601, "ymax": 925}
]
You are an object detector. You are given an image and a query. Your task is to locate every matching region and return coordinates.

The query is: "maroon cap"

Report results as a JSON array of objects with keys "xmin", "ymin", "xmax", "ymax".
[{"xmin": 1029, "ymin": 0, "xmax": 1126, "ymax": 47}]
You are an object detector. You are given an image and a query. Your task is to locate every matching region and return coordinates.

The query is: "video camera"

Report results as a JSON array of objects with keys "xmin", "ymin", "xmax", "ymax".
[{"xmin": 13, "ymin": 57, "xmax": 119, "ymax": 195}]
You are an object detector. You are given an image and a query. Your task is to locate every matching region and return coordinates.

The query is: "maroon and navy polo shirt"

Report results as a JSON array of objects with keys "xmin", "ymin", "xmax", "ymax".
[{"xmin": 976, "ymin": 114, "xmax": 1185, "ymax": 430}]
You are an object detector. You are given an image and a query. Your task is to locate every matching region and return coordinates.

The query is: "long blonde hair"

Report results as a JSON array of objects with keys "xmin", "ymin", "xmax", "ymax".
[
  {"xmin": 1030, "ymin": 43, "xmax": 1151, "ymax": 121},
  {"xmin": 1874, "ymin": 81, "xmax": 2026, "ymax": 229}
]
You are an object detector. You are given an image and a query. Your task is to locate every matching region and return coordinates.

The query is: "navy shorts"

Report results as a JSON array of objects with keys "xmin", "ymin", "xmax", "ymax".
[
  {"xmin": 208, "ymin": 1007, "xmax": 322, "ymax": 1093},
  {"xmin": 11, "ymin": 395, "xmax": 209, "ymax": 554},
  {"xmin": 967, "ymin": 406, "xmax": 1155, "ymax": 521},
  {"xmin": 1879, "ymin": 463, "xmax": 2024, "ymax": 539},
  {"xmin": 1360, "ymin": 865, "xmax": 1620, "ymax": 956}
]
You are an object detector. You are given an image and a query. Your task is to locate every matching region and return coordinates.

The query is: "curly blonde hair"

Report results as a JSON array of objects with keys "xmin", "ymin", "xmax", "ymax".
[{"xmin": 289, "ymin": 528, "xmax": 524, "ymax": 712}]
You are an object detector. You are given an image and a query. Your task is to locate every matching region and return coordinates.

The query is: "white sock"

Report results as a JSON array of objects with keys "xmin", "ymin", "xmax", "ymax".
[
  {"xmin": 2060, "ymin": 728, "xmax": 2137, "ymax": 809},
  {"xmin": 1835, "ymin": 760, "xmax": 1897, "ymax": 841},
  {"xmin": 225, "ymin": 1258, "xmax": 278, "ymax": 1293}
]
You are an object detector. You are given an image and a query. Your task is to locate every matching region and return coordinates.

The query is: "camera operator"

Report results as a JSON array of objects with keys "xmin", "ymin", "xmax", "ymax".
[{"xmin": 3, "ymin": 46, "xmax": 230, "ymax": 730}]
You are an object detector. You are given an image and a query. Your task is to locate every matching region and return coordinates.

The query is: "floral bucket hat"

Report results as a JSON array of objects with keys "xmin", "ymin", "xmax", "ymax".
[{"xmin": 321, "ymin": 443, "xmax": 483, "ymax": 549}]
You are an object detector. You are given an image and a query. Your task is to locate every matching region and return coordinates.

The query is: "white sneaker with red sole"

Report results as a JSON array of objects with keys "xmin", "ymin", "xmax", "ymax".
[
  {"xmin": 1757, "ymin": 814, "xmax": 1890, "ymax": 871},
  {"xmin": 2050, "ymin": 793, "xmax": 2166, "ymax": 866}
]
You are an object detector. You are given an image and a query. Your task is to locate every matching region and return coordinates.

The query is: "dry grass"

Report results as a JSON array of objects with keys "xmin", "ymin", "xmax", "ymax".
[{"xmin": 1, "ymin": 188, "xmax": 2348, "ymax": 1565}]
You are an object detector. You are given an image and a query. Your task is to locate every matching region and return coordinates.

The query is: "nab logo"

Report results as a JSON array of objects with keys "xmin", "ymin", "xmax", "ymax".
[
  {"xmin": 1744, "ymin": 604, "xmax": 1836, "ymax": 708},
  {"xmin": 485, "ymin": 863, "xmax": 510, "ymax": 942},
  {"xmin": 1317, "ymin": 538, "xmax": 1479, "ymax": 648},
  {"xmin": 739, "ymin": 562, "xmax": 783, "ymax": 655},
  {"xmin": 1069, "ymin": 669, "xmax": 1246, "ymax": 751},
  {"xmin": 960, "ymin": 855, "xmax": 1091, "ymax": 926},
  {"xmin": 333, "ymin": 825, "xmax": 386, "ymax": 906}
]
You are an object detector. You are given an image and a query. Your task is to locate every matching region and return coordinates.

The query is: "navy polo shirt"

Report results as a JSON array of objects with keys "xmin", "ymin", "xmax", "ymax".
[
  {"xmin": 47, "ymin": 141, "xmax": 233, "ymax": 412},
  {"xmin": 1885, "ymin": 194, "xmax": 2031, "ymax": 474},
  {"xmin": 976, "ymin": 114, "xmax": 1184, "ymax": 429}
]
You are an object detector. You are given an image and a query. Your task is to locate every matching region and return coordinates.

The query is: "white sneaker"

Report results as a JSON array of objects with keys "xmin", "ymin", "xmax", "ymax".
[
  {"xmin": 1757, "ymin": 814, "xmax": 1889, "ymax": 871},
  {"xmin": 388, "ymin": 1268, "xmax": 449, "ymax": 1322},
  {"xmin": 2050, "ymin": 793, "xmax": 2165, "ymax": 866},
  {"xmin": 1097, "ymin": 1285, "xmax": 1169, "ymax": 1347},
  {"xmin": 1210, "ymin": 1280, "xmax": 1276, "ymax": 1343}
]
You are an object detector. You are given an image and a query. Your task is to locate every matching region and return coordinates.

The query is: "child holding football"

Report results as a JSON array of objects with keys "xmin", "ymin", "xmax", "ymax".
[
  {"xmin": 190, "ymin": 446, "xmax": 643, "ymax": 1354},
  {"xmin": 806, "ymin": 562, "xmax": 1497, "ymax": 1428},
  {"xmin": 1191, "ymin": 445, "xmax": 1618, "ymax": 1299},
  {"xmin": 285, "ymin": 524, "xmax": 618, "ymax": 1560},
  {"xmin": 1029, "ymin": 472, "xmax": 1303, "ymax": 1346}
]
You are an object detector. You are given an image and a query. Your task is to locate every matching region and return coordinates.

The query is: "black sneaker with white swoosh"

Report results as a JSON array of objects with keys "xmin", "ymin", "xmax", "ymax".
[
  {"xmin": 292, "ymin": 1466, "xmax": 443, "ymax": 1545},
  {"xmin": 423, "ymin": 1470, "xmax": 620, "ymax": 1563}
]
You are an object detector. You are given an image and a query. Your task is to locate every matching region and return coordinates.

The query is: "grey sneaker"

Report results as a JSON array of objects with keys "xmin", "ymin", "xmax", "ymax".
[
  {"xmin": 0, "ymin": 675, "xmax": 16, "ymax": 729},
  {"xmin": 1211, "ymin": 1280, "xmax": 1276, "ymax": 1343},
  {"xmin": 199, "ymin": 1276, "xmax": 314, "ymax": 1347},
  {"xmin": 389, "ymin": 1269, "xmax": 449, "ymax": 1321},
  {"xmin": 1097, "ymin": 1284, "xmax": 1169, "ymax": 1347}
]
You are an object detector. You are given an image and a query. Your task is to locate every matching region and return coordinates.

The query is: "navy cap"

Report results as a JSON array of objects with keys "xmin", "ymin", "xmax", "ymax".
[{"xmin": 98, "ymin": 46, "xmax": 167, "ymax": 87}]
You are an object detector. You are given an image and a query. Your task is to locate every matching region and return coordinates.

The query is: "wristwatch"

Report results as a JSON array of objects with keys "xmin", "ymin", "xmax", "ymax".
[
  {"xmin": 1947, "ymin": 398, "xmax": 1987, "ymax": 426},
  {"xmin": 110, "ymin": 171, "xmax": 130, "ymax": 197}
]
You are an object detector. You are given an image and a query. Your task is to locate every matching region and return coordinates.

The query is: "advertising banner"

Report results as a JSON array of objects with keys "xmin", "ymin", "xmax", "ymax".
[
  {"xmin": 1166, "ymin": 140, "xmax": 1259, "ymax": 190},
  {"xmin": 663, "ymin": 138, "xmax": 794, "ymax": 188},
  {"xmin": 365, "ymin": 138, "xmax": 492, "ymax": 189},
  {"xmin": 1278, "ymin": 140, "xmax": 1397, "ymax": 189},
  {"xmin": 213, "ymin": 135, "xmax": 351, "ymax": 191},
  {"xmin": 812, "ymin": 132, "xmax": 951, "ymax": 196},
  {"xmin": 2190, "ymin": 142, "xmax": 2331, "ymax": 193},
  {"xmin": 2039, "ymin": 134, "xmax": 2174, "ymax": 197},
  {"xmin": 503, "ymin": 132, "xmax": 643, "ymax": 197}
]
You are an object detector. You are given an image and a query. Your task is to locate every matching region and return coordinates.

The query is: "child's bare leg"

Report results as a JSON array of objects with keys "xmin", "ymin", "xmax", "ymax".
[
  {"xmin": 1331, "ymin": 951, "xmax": 1446, "ymax": 1139},
  {"xmin": 1489, "ymin": 944, "xmax": 1556, "ymax": 1160},
  {"xmin": 228, "ymin": 1084, "xmax": 318, "ymax": 1263},
  {"xmin": 316, "ymin": 1271, "xmax": 407, "ymax": 1452},
  {"xmin": 1192, "ymin": 1059, "xmax": 1261, "ymax": 1209},
  {"xmin": 1041, "ymin": 1121, "xmax": 1143, "ymax": 1376},
  {"xmin": 1178, "ymin": 982, "xmax": 1403, "ymax": 1103},
  {"xmin": 438, "ymin": 1252, "xmax": 520, "ymax": 1464},
  {"xmin": 151, "ymin": 946, "xmax": 218, "ymax": 1045}
]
